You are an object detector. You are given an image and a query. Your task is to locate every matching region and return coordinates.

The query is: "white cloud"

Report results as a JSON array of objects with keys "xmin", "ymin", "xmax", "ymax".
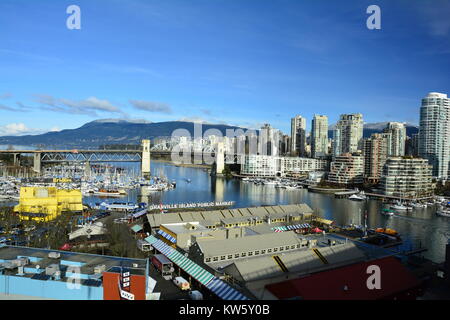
[
  {"xmin": 0, "ymin": 123, "xmax": 63, "ymax": 136},
  {"xmin": 129, "ymin": 100, "xmax": 172, "ymax": 114},
  {"xmin": 33, "ymin": 94, "xmax": 124, "ymax": 116},
  {"xmin": 0, "ymin": 123, "xmax": 38, "ymax": 136}
]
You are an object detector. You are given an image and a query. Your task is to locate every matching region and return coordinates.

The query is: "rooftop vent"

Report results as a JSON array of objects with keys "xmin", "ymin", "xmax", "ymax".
[
  {"xmin": 94, "ymin": 264, "xmax": 106, "ymax": 274},
  {"xmin": 48, "ymin": 252, "xmax": 61, "ymax": 259}
]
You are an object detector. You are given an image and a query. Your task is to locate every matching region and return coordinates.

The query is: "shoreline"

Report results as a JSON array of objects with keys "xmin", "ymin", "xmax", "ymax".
[{"xmin": 152, "ymin": 159, "xmax": 212, "ymax": 169}]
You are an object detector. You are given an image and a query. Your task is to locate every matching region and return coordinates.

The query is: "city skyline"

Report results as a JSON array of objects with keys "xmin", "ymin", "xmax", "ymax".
[{"xmin": 0, "ymin": 0, "xmax": 450, "ymax": 136}]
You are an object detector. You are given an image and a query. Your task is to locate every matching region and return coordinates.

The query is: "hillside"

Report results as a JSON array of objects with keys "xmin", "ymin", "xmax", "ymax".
[{"xmin": 0, "ymin": 120, "xmax": 245, "ymax": 148}]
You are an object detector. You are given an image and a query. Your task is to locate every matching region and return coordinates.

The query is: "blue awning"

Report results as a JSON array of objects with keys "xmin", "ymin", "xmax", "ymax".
[
  {"xmin": 205, "ymin": 277, "xmax": 250, "ymax": 300},
  {"xmin": 157, "ymin": 230, "xmax": 176, "ymax": 243}
]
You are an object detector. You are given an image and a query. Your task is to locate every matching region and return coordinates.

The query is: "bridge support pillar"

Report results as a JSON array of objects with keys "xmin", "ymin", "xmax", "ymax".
[
  {"xmin": 84, "ymin": 161, "xmax": 91, "ymax": 177},
  {"xmin": 141, "ymin": 139, "xmax": 151, "ymax": 179},
  {"xmin": 13, "ymin": 153, "xmax": 19, "ymax": 166},
  {"xmin": 33, "ymin": 152, "xmax": 41, "ymax": 174},
  {"xmin": 214, "ymin": 142, "xmax": 225, "ymax": 176}
]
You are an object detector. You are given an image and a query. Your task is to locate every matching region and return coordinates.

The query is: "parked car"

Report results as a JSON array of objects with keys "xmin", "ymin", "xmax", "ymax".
[
  {"xmin": 173, "ymin": 277, "xmax": 190, "ymax": 291},
  {"xmin": 24, "ymin": 225, "xmax": 36, "ymax": 232}
]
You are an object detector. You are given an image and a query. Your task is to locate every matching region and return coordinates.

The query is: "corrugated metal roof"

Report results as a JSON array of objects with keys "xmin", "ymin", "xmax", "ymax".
[
  {"xmin": 223, "ymin": 242, "xmax": 365, "ymax": 283},
  {"xmin": 147, "ymin": 204, "xmax": 314, "ymax": 228},
  {"xmin": 197, "ymin": 231, "xmax": 302, "ymax": 258},
  {"xmin": 265, "ymin": 256, "xmax": 421, "ymax": 300}
]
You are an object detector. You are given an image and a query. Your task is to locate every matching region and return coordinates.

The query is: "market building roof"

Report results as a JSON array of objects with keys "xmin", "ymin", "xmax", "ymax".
[{"xmin": 265, "ymin": 256, "xmax": 423, "ymax": 300}]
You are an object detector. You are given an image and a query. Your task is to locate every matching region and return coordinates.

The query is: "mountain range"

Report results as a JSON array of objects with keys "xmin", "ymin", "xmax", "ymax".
[{"xmin": 0, "ymin": 119, "xmax": 419, "ymax": 148}]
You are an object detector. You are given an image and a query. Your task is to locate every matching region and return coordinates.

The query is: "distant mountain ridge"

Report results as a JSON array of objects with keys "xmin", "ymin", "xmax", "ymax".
[
  {"xmin": 0, "ymin": 120, "xmax": 244, "ymax": 148},
  {"xmin": 0, "ymin": 119, "xmax": 420, "ymax": 148}
]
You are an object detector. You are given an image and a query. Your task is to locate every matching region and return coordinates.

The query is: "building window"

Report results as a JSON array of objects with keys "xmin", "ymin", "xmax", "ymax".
[
  {"xmin": 242, "ymin": 253, "xmax": 247, "ymax": 257},
  {"xmin": 267, "ymin": 249, "xmax": 272, "ymax": 253},
  {"xmin": 279, "ymin": 247, "xmax": 284, "ymax": 251},
  {"xmin": 255, "ymin": 251, "xmax": 260, "ymax": 255},
  {"xmin": 227, "ymin": 255, "xmax": 233, "ymax": 259},
  {"xmin": 205, "ymin": 258, "xmax": 211, "ymax": 263},
  {"xmin": 261, "ymin": 250, "xmax": 266, "ymax": 254},
  {"xmin": 234, "ymin": 254, "xmax": 240, "ymax": 258},
  {"xmin": 220, "ymin": 256, "xmax": 226, "ymax": 260},
  {"xmin": 248, "ymin": 252, "xmax": 253, "ymax": 256},
  {"xmin": 273, "ymin": 248, "xmax": 278, "ymax": 252},
  {"xmin": 213, "ymin": 257, "xmax": 218, "ymax": 262}
]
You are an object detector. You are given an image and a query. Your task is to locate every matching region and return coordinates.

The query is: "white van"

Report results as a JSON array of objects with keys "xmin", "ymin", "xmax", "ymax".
[
  {"xmin": 173, "ymin": 276, "xmax": 190, "ymax": 291},
  {"xmin": 189, "ymin": 290, "xmax": 204, "ymax": 300}
]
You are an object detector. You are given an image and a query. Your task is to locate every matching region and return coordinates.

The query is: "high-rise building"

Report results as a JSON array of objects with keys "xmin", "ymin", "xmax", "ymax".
[
  {"xmin": 279, "ymin": 134, "xmax": 291, "ymax": 155},
  {"xmin": 291, "ymin": 116, "xmax": 307, "ymax": 157},
  {"xmin": 363, "ymin": 133, "xmax": 389, "ymax": 184},
  {"xmin": 383, "ymin": 122, "xmax": 406, "ymax": 157},
  {"xmin": 418, "ymin": 92, "xmax": 450, "ymax": 179},
  {"xmin": 259, "ymin": 124, "xmax": 280, "ymax": 156},
  {"xmin": 380, "ymin": 157, "xmax": 433, "ymax": 198},
  {"xmin": 311, "ymin": 115, "xmax": 328, "ymax": 158},
  {"xmin": 333, "ymin": 114, "xmax": 364, "ymax": 157},
  {"xmin": 328, "ymin": 153, "xmax": 364, "ymax": 185}
]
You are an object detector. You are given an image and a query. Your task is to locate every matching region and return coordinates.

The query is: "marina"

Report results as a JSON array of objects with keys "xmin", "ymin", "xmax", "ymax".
[{"xmin": 2, "ymin": 160, "xmax": 449, "ymax": 263}]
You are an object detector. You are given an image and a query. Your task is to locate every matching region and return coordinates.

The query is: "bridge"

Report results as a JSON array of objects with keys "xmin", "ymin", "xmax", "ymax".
[{"xmin": 0, "ymin": 140, "xmax": 226, "ymax": 177}]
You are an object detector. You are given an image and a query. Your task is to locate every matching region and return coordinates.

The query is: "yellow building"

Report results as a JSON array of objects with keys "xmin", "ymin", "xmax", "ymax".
[{"xmin": 14, "ymin": 187, "xmax": 83, "ymax": 222}]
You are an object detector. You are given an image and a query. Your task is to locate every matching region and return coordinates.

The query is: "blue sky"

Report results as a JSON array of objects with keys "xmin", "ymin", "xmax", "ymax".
[{"xmin": 0, "ymin": 0, "xmax": 449, "ymax": 136}]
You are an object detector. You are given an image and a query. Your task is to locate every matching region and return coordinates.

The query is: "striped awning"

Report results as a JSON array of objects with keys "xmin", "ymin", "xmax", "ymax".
[
  {"xmin": 157, "ymin": 230, "xmax": 176, "ymax": 243},
  {"xmin": 131, "ymin": 208, "xmax": 148, "ymax": 219},
  {"xmin": 145, "ymin": 235, "xmax": 250, "ymax": 300},
  {"xmin": 271, "ymin": 223, "xmax": 311, "ymax": 232},
  {"xmin": 145, "ymin": 235, "xmax": 214, "ymax": 285},
  {"xmin": 205, "ymin": 277, "xmax": 250, "ymax": 300},
  {"xmin": 131, "ymin": 224, "xmax": 143, "ymax": 233}
]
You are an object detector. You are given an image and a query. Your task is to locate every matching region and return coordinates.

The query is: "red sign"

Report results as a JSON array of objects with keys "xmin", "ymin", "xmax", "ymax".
[{"xmin": 103, "ymin": 271, "xmax": 146, "ymax": 300}]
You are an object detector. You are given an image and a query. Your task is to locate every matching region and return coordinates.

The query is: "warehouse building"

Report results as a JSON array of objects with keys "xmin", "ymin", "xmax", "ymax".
[
  {"xmin": 146, "ymin": 204, "xmax": 314, "ymax": 232},
  {"xmin": 189, "ymin": 231, "xmax": 316, "ymax": 265}
]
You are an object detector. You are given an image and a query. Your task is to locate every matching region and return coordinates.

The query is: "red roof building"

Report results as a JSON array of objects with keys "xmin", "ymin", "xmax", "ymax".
[{"xmin": 265, "ymin": 256, "xmax": 423, "ymax": 300}]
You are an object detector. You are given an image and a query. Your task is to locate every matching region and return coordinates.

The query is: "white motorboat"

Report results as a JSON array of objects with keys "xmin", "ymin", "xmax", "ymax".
[
  {"xmin": 410, "ymin": 202, "xmax": 427, "ymax": 209},
  {"xmin": 437, "ymin": 204, "xmax": 450, "ymax": 217},
  {"xmin": 391, "ymin": 204, "xmax": 408, "ymax": 211},
  {"xmin": 349, "ymin": 194, "xmax": 366, "ymax": 201},
  {"xmin": 437, "ymin": 209, "xmax": 450, "ymax": 217},
  {"xmin": 381, "ymin": 209, "xmax": 395, "ymax": 216}
]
